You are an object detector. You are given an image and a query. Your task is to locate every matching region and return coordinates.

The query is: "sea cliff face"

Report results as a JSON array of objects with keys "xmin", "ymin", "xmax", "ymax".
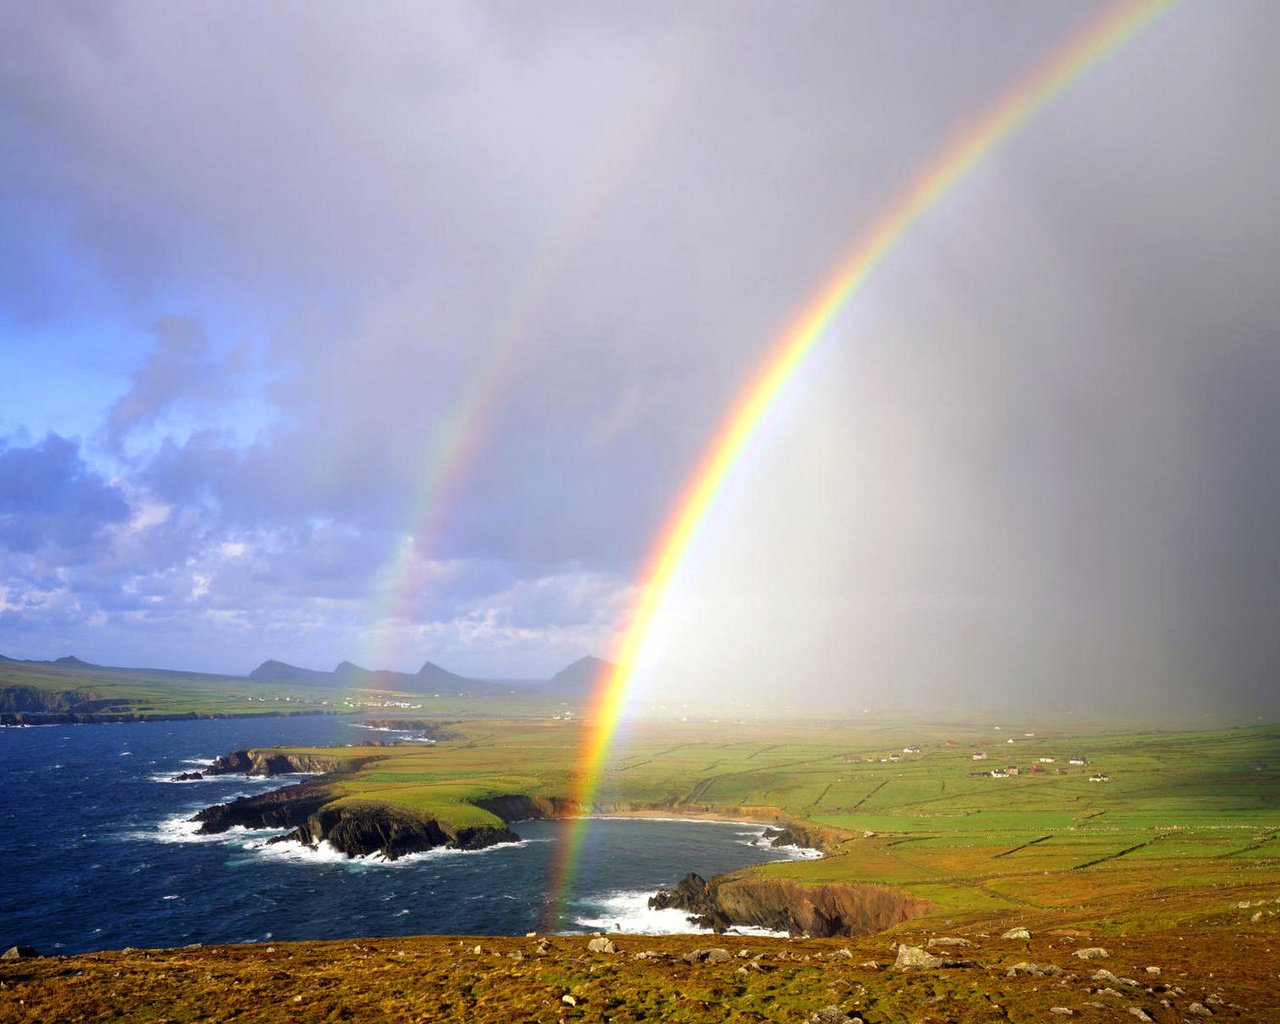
[
  {"xmin": 194, "ymin": 778, "xmax": 334, "ymax": 833},
  {"xmin": 204, "ymin": 748, "xmax": 350, "ymax": 777},
  {"xmin": 470, "ymin": 794, "xmax": 578, "ymax": 821},
  {"xmin": 268, "ymin": 803, "xmax": 521, "ymax": 860},
  {"xmin": 650, "ymin": 871, "xmax": 929, "ymax": 937}
]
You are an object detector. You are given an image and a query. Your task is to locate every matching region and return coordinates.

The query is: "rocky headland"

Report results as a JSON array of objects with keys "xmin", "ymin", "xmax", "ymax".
[
  {"xmin": 190, "ymin": 748, "xmax": 578, "ymax": 860},
  {"xmin": 650, "ymin": 871, "xmax": 930, "ymax": 937}
]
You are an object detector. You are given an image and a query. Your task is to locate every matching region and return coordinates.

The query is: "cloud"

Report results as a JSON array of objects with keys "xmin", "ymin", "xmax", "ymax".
[
  {"xmin": 107, "ymin": 316, "xmax": 245, "ymax": 445},
  {"xmin": 0, "ymin": 434, "xmax": 129, "ymax": 553},
  {"xmin": 0, "ymin": 2, "xmax": 1277, "ymax": 717}
]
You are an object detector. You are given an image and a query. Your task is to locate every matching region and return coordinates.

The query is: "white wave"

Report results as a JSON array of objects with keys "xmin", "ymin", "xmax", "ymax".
[
  {"xmin": 242, "ymin": 834, "xmax": 527, "ymax": 868},
  {"xmin": 148, "ymin": 770, "xmax": 313, "ymax": 786},
  {"xmin": 247, "ymin": 838, "xmax": 356, "ymax": 866},
  {"xmin": 771, "ymin": 843, "xmax": 823, "ymax": 860},
  {"xmin": 125, "ymin": 813, "xmax": 288, "ymax": 846},
  {"xmin": 182, "ymin": 757, "xmax": 216, "ymax": 766},
  {"xmin": 571, "ymin": 889, "xmax": 790, "ymax": 937},
  {"xmin": 119, "ymin": 751, "xmax": 133, "ymax": 756},
  {"xmin": 162, "ymin": 894, "xmax": 180, "ymax": 901}
]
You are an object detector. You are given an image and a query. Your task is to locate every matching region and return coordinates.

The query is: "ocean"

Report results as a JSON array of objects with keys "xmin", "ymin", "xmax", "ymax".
[{"xmin": 0, "ymin": 716, "xmax": 816, "ymax": 954}]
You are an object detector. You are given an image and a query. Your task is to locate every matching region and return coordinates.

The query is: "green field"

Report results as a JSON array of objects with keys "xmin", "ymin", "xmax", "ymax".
[{"xmin": 247, "ymin": 715, "xmax": 1280, "ymax": 936}]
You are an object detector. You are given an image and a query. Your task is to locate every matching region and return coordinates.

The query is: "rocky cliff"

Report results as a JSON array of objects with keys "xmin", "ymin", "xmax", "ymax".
[
  {"xmin": 204, "ymin": 748, "xmax": 352, "ymax": 777},
  {"xmin": 194, "ymin": 778, "xmax": 335, "ymax": 833},
  {"xmin": 268, "ymin": 802, "xmax": 520, "ymax": 860},
  {"xmin": 650, "ymin": 871, "xmax": 929, "ymax": 937},
  {"xmin": 470, "ymin": 794, "xmax": 578, "ymax": 821}
]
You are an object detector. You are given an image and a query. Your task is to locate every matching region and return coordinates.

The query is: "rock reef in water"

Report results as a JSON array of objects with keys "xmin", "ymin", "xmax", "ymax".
[{"xmin": 649, "ymin": 871, "xmax": 929, "ymax": 937}]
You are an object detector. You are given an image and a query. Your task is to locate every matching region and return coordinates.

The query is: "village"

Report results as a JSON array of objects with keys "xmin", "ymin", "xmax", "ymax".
[{"xmin": 843, "ymin": 736, "xmax": 1111, "ymax": 783}]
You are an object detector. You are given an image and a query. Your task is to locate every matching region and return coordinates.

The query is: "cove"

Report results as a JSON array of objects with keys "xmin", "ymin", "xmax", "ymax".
[{"xmin": 0, "ymin": 717, "xmax": 812, "ymax": 954}]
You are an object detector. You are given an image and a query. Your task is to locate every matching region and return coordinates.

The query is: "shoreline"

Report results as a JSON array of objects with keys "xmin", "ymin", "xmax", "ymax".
[{"xmin": 0, "ymin": 709, "xmax": 339, "ymax": 727}]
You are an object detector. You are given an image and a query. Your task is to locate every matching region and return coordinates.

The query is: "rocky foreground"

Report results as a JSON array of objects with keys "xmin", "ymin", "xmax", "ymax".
[{"xmin": 2, "ymin": 919, "xmax": 1277, "ymax": 1024}]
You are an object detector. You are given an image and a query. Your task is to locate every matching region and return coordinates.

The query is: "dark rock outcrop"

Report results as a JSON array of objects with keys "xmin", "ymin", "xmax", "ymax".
[
  {"xmin": 762, "ymin": 824, "xmax": 827, "ymax": 853},
  {"xmin": 194, "ymin": 778, "xmax": 334, "ymax": 833},
  {"xmin": 268, "ymin": 802, "xmax": 519, "ymax": 860},
  {"xmin": 470, "ymin": 794, "xmax": 578, "ymax": 821},
  {"xmin": 650, "ymin": 872, "xmax": 929, "ymax": 938},
  {"xmin": 204, "ymin": 748, "xmax": 349, "ymax": 777}
]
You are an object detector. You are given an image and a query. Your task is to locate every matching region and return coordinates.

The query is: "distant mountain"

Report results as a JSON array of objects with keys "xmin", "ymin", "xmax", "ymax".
[
  {"xmin": 54, "ymin": 655, "xmax": 97, "ymax": 668},
  {"xmin": 417, "ymin": 660, "xmax": 481, "ymax": 689},
  {"xmin": 247, "ymin": 658, "xmax": 507, "ymax": 695},
  {"xmin": 546, "ymin": 655, "xmax": 616, "ymax": 697},
  {"xmin": 248, "ymin": 659, "xmax": 337, "ymax": 686}
]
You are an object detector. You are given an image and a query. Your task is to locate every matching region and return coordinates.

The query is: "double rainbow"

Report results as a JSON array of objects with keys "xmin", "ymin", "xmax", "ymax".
[{"xmin": 543, "ymin": 0, "xmax": 1178, "ymax": 928}]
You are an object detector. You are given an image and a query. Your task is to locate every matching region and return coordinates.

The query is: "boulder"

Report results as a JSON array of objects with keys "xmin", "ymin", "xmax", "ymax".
[
  {"xmin": 1001, "ymin": 926, "xmax": 1031, "ymax": 940},
  {"xmin": 1049, "ymin": 1010, "xmax": 1074, "ymax": 1018},
  {"xmin": 0, "ymin": 946, "xmax": 37, "ymax": 960},
  {"xmin": 587, "ymin": 937, "xmax": 619, "ymax": 954},
  {"xmin": 804, "ymin": 1007, "xmax": 862, "ymax": 1024},
  {"xmin": 893, "ymin": 945, "xmax": 944, "ymax": 970},
  {"xmin": 683, "ymin": 947, "xmax": 732, "ymax": 964},
  {"xmin": 1187, "ymin": 1003, "xmax": 1212, "ymax": 1017},
  {"xmin": 928, "ymin": 936, "xmax": 974, "ymax": 947},
  {"xmin": 1073, "ymin": 947, "xmax": 1109, "ymax": 960},
  {"xmin": 1091, "ymin": 968, "xmax": 1137, "ymax": 987}
]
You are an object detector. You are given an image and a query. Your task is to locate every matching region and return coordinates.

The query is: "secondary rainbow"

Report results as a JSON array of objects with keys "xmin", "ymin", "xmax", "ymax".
[{"xmin": 542, "ymin": 0, "xmax": 1179, "ymax": 928}]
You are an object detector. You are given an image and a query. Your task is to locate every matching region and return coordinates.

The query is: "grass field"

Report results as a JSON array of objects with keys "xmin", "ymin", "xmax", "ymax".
[
  {"xmin": 239, "ymin": 715, "xmax": 1280, "ymax": 939},
  {"xmin": 5, "ymin": 713, "xmax": 1278, "ymax": 1022}
]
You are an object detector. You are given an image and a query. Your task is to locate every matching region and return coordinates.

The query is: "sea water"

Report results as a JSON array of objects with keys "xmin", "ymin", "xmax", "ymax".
[{"xmin": 0, "ymin": 716, "xmax": 816, "ymax": 954}]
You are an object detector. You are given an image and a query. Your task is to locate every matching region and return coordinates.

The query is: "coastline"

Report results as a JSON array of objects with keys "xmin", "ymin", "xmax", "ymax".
[{"xmin": 0, "ymin": 709, "xmax": 338, "ymax": 727}]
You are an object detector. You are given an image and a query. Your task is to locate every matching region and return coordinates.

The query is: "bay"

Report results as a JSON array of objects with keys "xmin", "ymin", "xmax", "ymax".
[{"xmin": 0, "ymin": 716, "xmax": 814, "ymax": 954}]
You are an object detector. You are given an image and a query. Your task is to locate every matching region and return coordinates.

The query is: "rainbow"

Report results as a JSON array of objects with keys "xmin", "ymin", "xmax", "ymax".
[{"xmin": 542, "ymin": 0, "xmax": 1178, "ymax": 929}]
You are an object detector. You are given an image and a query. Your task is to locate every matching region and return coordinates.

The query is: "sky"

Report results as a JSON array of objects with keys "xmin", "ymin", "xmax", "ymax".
[{"xmin": 1, "ymin": 1, "xmax": 1277, "ymax": 718}]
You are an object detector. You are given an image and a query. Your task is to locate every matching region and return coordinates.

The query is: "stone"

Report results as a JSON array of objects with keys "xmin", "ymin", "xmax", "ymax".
[
  {"xmin": 1002, "ymin": 927, "xmax": 1032, "ymax": 940},
  {"xmin": 0, "ymin": 946, "xmax": 37, "ymax": 960},
  {"xmin": 928, "ymin": 936, "xmax": 974, "ymax": 947},
  {"xmin": 683, "ymin": 947, "xmax": 732, "ymax": 964},
  {"xmin": 1073, "ymin": 947, "xmax": 1109, "ymax": 960},
  {"xmin": 1048, "ymin": 1010, "xmax": 1074, "ymax": 1017},
  {"xmin": 1092, "ymin": 969, "xmax": 1137, "ymax": 987},
  {"xmin": 804, "ymin": 1007, "xmax": 860, "ymax": 1024},
  {"xmin": 587, "ymin": 937, "xmax": 619, "ymax": 954},
  {"xmin": 561, "ymin": 994, "xmax": 577, "ymax": 1006},
  {"xmin": 1008, "ymin": 962, "xmax": 1063, "ymax": 978},
  {"xmin": 1145, "ymin": 966, "xmax": 1160, "ymax": 975},
  {"xmin": 893, "ymin": 945, "xmax": 944, "ymax": 970},
  {"xmin": 1127, "ymin": 1009, "xmax": 1152, "ymax": 1023},
  {"xmin": 1187, "ymin": 1003, "xmax": 1212, "ymax": 1017}
]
